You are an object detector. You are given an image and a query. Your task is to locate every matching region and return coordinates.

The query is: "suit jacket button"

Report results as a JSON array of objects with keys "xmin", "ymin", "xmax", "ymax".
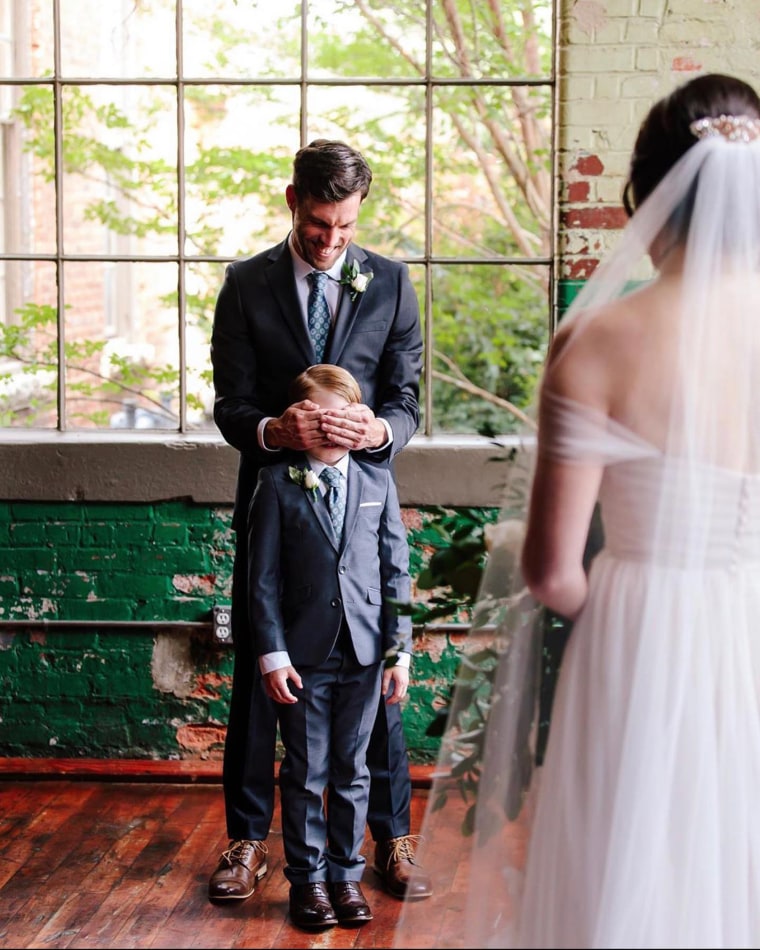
[
  {"xmin": 339, "ymin": 566, "xmax": 347, "ymax": 574},
  {"xmin": 331, "ymin": 598, "xmax": 341, "ymax": 608}
]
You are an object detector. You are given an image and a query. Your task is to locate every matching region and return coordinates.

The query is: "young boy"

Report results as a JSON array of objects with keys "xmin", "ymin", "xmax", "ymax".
[{"xmin": 247, "ymin": 364, "xmax": 413, "ymax": 931}]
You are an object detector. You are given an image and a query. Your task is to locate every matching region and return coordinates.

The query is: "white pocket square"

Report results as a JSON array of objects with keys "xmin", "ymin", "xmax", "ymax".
[{"xmin": 359, "ymin": 501, "xmax": 382, "ymax": 508}]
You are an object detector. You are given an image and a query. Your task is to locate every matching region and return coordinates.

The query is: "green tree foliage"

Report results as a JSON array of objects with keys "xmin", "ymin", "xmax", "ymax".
[{"xmin": 6, "ymin": 0, "xmax": 552, "ymax": 430}]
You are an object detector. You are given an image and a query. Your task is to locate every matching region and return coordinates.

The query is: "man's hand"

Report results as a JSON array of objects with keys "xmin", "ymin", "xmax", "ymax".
[
  {"xmin": 264, "ymin": 400, "xmax": 329, "ymax": 451},
  {"xmin": 382, "ymin": 664, "xmax": 409, "ymax": 705},
  {"xmin": 319, "ymin": 403, "xmax": 387, "ymax": 451},
  {"xmin": 263, "ymin": 665, "xmax": 303, "ymax": 704}
]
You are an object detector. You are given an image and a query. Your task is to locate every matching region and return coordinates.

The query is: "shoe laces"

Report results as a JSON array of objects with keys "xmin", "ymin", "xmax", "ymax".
[
  {"xmin": 221, "ymin": 839, "xmax": 268, "ymax": 868},
  {"xmin": 385, "ymin": 834, "xmax": 422, "ymax": 866}
]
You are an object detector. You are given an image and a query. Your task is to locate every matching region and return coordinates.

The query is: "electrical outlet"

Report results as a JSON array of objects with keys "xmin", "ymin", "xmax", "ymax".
[{"xmin": 212, "ymin": 605, "xmax": 232, "ymax": 645}]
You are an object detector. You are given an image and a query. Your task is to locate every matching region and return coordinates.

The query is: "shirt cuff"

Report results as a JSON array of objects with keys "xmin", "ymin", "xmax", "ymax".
[
  {"xmin": 388, "ymin": 650, "xmax": 410, "ymax": 669},
  {"xmin": 257, "ymin": 417, "xmax": 281, "ymax": 453},
  {"xmin": 259, "ymin": 651, "xmax": 291, "ymax": 674},
  {"xmin": 366, "ymin": 417, "xmax": 393, "ymax": 454}
]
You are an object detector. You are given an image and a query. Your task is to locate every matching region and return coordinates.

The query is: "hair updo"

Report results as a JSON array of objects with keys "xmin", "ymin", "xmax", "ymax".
[{"xmin": 622, "ymin": 73, "xmax": 760, "ymax": 217}]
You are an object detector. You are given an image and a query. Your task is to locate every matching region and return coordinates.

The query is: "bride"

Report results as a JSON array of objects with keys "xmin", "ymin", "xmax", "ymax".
[{"xmin": 395, "ymin": 72, "xmax": 760, "ymax": 949}]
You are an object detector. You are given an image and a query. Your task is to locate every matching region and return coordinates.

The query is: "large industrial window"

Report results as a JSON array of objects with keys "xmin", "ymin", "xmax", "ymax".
[{"xmin": 0, "ymin": 0, "xmax": 555, "ymax": 436}]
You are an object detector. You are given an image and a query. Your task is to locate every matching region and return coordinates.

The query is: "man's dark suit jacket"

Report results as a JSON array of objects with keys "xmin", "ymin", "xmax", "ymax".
[
  {"xmin": 211, "ymin": 238, "xmax": 423, "ymax": 531},
  {"xmin": 248, "ymin": 455, "xmax": 413, "ymax": 667}
]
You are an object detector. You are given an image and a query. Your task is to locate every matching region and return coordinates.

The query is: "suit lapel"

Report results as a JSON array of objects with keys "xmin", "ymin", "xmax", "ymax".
[
  {"xmin": 265, "ymin": 241, "xmax": 314, "ymax": 364},
  {"xmin": 307, "ymin": 481, "xmax": 339, "ymax": 550},
  {"xmin": 324, "ymin": 246, "xmax": 369, "ymax": 364},
  {"xmin": 340, "ymin": 458, "xmax": 364, "ymax": 550}
]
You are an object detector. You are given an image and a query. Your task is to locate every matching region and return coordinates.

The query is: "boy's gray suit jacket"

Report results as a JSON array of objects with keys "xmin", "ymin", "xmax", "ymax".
[{"xmin": 247, "ymin": 455, "xmax": 413, "ymax": 668}]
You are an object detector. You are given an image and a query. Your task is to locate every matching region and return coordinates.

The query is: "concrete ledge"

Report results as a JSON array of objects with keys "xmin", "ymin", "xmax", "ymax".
[{"xmin": 0, "ymin": 433, "xmax": 533, "ymax": 508}]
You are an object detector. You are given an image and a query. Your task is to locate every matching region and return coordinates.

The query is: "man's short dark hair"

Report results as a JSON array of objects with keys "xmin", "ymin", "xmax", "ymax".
[{"xmin": 292, "ymin": 139, "xmax": 373, "ymax": 204}]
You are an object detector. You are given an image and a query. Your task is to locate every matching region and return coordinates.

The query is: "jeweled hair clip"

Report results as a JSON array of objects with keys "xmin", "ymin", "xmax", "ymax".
[{"xmin": 689, "ymin": 114, "xmax": 760, "ymax": 143}]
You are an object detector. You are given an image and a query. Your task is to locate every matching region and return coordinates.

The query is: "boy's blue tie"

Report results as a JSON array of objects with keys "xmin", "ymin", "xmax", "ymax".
[{"xmin": 319, "ymin": 466, "xmax": 346, "ymax": 540}]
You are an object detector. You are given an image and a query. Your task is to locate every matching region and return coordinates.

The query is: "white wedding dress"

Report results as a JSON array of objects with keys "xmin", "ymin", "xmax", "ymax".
[
  {"xmin": 396, "ymin": 128, "xmax": 760, "ymax": 950},
  {"xmin": 509, "ymin": 397, "xmax": 760, "ymax": 949}
]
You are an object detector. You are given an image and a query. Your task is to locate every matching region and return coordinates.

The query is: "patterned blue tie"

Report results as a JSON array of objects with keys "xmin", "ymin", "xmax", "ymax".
[
  {"xmin": 319, "ymin": 466, "xmax": 346, "ymax": 541},
  {"xmin": 307, "ymin": 271, "xmax": 331, "ymax": 361}
]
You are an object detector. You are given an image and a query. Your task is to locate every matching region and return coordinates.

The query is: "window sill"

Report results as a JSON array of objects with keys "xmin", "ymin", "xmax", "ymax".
[{"xmin": 0, "ymin": 432, "xmax": 533, "ymax": 507}]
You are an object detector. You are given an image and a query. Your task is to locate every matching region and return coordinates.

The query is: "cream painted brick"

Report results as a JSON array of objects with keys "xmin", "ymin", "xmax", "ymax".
[
  {"xmin": 665, "ymin": 0, "xmax": 748, "ymax": 15},
  {"xmin": 561, "ymin": 44, "xmax": 637, "ymax": 73},
  {"xmin": 635, "ymin": 46, "xmax": 661, "ymax": 71},
  {"xmin": 600, "ymin": 0, "xmax": 643, "ymax": 15},
  {"xmin": 560, "ymin": 128, "xmax": 602, "ymax": 151},
  {"xmin": 623, "ymin": 19, "xmax": 663, "ymax": 43},
  {"xmin": 659, "ymin": 21, "xmax": 740, "ymax": 44},
  {"xmin": 582, "ymin": 20, "xmax": 627, "ymax": 43},
  {"xmin": 636, "ymin": 0, "xmax": 668, "ymax": 16},
  {"xmin": 621, "ymin": 73, "xmax": 663, "ymax": 99},
  {"xmin": 594, "ymin": 177, "xmax": 629, "ymax": 203},
  {"xmin": 569, "ymin": 98, "xmax": 637, "ymax": 128}
]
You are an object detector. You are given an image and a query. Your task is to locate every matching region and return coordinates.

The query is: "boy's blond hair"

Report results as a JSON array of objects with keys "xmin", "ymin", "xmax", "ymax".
[{"xmin": 289, "ymin": 364, "xmax": 362, "ymax": 404}]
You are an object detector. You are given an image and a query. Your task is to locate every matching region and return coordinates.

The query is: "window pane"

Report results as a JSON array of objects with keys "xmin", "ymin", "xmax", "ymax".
[
  {"xmin": 184, "ymin": 85, "xmax": 300, "ymax": 258},
  {"xmin": 183, "ymin": 0, "xmax": 302, "ymax": 79},
  {"xmin": 4, "ymin": 85, "xmax": 56, "ymax": 255},
  {"xmin": 431, "ymin": 263, "xmax": 550, "ymax": 435},
  {"xmin": 0, "ymin": 260, "xmax": 58, "ymax": 427},
  {"xmin": 12, "ymin": 0, "xmax": 53, "ymax": 79},
  {"xmin": 308, "ymin": 85, "xmax": 427, "ymax": 259},
  {"xmin": 61, "ymin": 85, "xmax": 178, "ymax": 257},
  {"xmin": 431, "ymin": 0, "xmax": 554, "ymax": 79},
  {"xmin": 310, "ymin": 1, "xmax": 424, "ymax": 80},
  {"xmin": 432, "ymin": 84, "xmax": 552, "ymax": 258},
  {"xmin": 59, "ymin": 0, "xmax": 176, "ymax": 78},
  {"xmin": 63, "ymin": 261, "xmax": 180, "ymax": 431},
  {"xmin": 184, "ymin": 260, "xmax": 224, "ymax": 432}
]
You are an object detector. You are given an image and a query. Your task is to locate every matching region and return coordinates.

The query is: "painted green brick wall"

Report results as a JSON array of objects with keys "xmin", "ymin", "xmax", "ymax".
[{"xmin": 0, "ymin": 499, "xmax": 468, "ymax": 764}]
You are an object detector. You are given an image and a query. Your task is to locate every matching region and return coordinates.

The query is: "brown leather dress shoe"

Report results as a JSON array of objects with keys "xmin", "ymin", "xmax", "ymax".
[
  {"xmin": 208, "ymin": 839, "xmax": 268, "ymax": 901},
  {"xmin": 289, "ymin": 882, "xmax": 338, "ymax": 929},
  {"xmin": 374, "ymin": 835, "xmax": 433, "ymax": 900},
  {"xmin": 328, "ymin": 881, "xmax": 373, "ymax": 924}
]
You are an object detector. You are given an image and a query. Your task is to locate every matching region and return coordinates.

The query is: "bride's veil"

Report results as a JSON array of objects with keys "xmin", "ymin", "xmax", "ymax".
[{"xmin": 394, "ymin": 96, "xmax": 760, "ymax": 949}]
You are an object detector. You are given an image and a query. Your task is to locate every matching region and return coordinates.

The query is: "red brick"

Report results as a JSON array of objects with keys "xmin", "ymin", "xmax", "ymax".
[
  {"xmin": 566, "ymin": 258, "xmax": 601, "ymax": 279},
  {"xmin": 562, "ymin": 206, "xmax": 629, "ymax": 229},
  {"xmin": 672, "ymin": 56, "xmax": 702, "ymax": 73},
  {"xmin": 571, "ymin": 153, "xmax": 604, "ymax": 176},
  {"xmin": 567, "ymin": 181, "xmax": 590, "ymax": 202}
]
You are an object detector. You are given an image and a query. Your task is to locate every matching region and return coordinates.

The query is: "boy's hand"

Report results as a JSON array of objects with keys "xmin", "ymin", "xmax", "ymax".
[
  {"xmin": 382, "ymin": 664, "xmax": 409, "ymax": 705},
  {"xmin": 263, "ymin": 665, "xmax": 303, "ymax": 704}
]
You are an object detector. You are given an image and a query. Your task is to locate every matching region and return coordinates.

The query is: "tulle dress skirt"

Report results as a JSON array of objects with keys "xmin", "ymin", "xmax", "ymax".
[{"xmin": 511, "ymin": 472, "xmax": 760, "ymax": 949}]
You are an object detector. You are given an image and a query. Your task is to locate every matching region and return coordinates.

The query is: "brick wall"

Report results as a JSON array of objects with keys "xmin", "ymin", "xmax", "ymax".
[
  {"xmin": 558, "ymin": 0, "xmax": 760, "ymax": 282},
  {"xmin": 0, "ymin": 500, "xmax": 465, "ymax": 763}
]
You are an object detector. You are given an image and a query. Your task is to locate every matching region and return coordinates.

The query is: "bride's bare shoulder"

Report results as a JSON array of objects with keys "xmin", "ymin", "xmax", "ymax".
[{"xmin": 544, "ymin": 291, "xmax": 652, "ymax": 403}]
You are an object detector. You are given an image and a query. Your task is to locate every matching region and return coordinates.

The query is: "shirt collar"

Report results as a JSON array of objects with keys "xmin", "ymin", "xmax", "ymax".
[
  {"xmin": 288, "ymin": 233, "xmax": 347, "ymax": 282},
  {"xmin": 306, "ymin": 453, "xmax": 350, "ymax": 479}
]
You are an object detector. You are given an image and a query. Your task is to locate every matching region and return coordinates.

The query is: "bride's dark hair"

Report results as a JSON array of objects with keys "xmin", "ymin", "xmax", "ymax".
[{"xmin": 622, "ymin": 73, "xmax": 760, "ymax": 217}]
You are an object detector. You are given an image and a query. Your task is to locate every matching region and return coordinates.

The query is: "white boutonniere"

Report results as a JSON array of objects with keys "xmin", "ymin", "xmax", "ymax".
[
  {"xmin": 340, "ymin": 259, "xmax": 374, "ymax": 302},
  {"xmin": 288, "ymin": 465, "xmax": 319, "ymax": 497}
]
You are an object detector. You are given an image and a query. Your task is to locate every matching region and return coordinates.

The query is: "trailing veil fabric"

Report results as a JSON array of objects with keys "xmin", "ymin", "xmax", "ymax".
[{"xmin": 394, "ymin": 132, "xmax": 760, "ymax": 949}]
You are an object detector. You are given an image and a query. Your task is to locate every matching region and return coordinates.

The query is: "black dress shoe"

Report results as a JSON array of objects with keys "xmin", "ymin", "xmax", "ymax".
[
  {"xmin": 289, "ymin": 882, "xmax": 338, "ymax": 930},
  {"xmin": 328, "ymin": 881, "xmax": 373, "ymax": 924}
]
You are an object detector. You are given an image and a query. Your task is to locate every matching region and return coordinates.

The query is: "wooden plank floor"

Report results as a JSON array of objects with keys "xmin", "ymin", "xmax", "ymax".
[{"xmin": 0, "ymin": 779, "xmax": 465, "ymax": 950}]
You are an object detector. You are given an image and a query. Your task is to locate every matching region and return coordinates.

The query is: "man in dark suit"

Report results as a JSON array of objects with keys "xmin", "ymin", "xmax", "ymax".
[
  {"xmin": 209, "ymin": 139, "xmax": 431, "ymax": 904},
  {"xmin": 249, "ymin": 364, "xmax": 413, "ymax": 929}
]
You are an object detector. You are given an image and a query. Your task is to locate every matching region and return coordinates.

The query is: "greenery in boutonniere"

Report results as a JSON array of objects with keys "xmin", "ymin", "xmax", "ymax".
[
  {"xmin": 288, "ymin": 465, "xmax": 319, "ymax": 497},
  {"xmin": 340, "ymin": 259, "xmax": 373, "ymax": 301}
]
